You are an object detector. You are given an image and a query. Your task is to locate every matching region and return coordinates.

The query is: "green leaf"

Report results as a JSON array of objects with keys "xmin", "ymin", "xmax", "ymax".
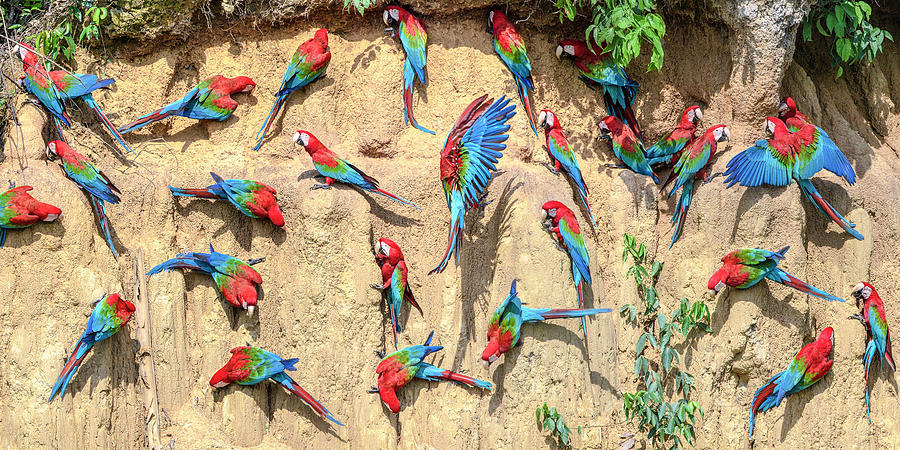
[
  {"xmin": 858, "ymin": 1, "xmax": 871, "ymax": 19},
  {"xmin": 650, "ymin": 261, "xmax": 663, "ymax": 278},
  {"xmin": 543, "ymin": 417, "xmax": 555, "ymax": 431},
  {"xmin": 536, "ymin": 407, "xmax": 542, "ymax": 424},
  {"xmin": 637, "ymin": 333, "xmax": 648, "ymax": 355},
  {"xmin": 556, "ymin": 417, "xmax": 566, "ymax": 435},
  {"xmin": 662, "ymin": 348, "xmax": 673, "ymax": 372}
]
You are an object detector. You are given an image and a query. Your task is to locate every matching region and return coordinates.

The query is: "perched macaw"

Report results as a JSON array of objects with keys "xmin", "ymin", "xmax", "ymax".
[
  {"xmin": 430, "ymin": 94, "xmax": 515, "ymax": 274},
  {"xmin": 541, "ymin": 201, "xmax": 595, "ymax": 340},
  {"xmin": 372, "ymin": 238, "xmax": 423, "ymax": 350},
  {"xmin": 169, "ymin": 172, "xmax": 284, "ymax": 227},
  {"xmin": 538, "ymin": 109, "xmax": 595, "ymax": 227},
  {"xmin": 210, "ymin": 346, "xmax": 343, "ymax": 426},
  {"xmin": 850, "ymin": 282, "xmax": 895, "ymax": 422},
  {"xmin": 253, "ymin": 29, "xmax": 331, "ymax": 151},
  {"xmin": 0, "ymin": 183, "xmax": 61, "ymax": 247},
  {"xmin": 556, "ymin": 39, "xmax": 640, "ymax": 137},
  {"xmin": 665, "ymin": 124, "xmax": 730, "ymax": 248},
  {"xmin": 749, "ymin": 327, "xmax": 834, "ymax": 437},
  {"xmin": 49, "ymin": 293, "xmax": 135, "ymax": 401},
  {"xmin": 707, "ymin": 246, "xmax": 844, "ymax": 302},
  {"xmin": 119, "ymin": 75, "xmax": 256, "ymax": 133},
  {"xmin": 14, "ymin": 43, "xmax": 133, "ymax": 153},
  {"xmin": 147, "ymin": 244, "xmax": 265, "ymax": 314},
  {"xmin": 777, "ymin": 97, "xmax": 811, "ymax": 132},
  {"xmin": 597, "ymin": 116, "xmax": 658, "ymax": 183},
  {"xmin": 645, "ymin": 105, "xmax": 702, "ymax": 166},
  {"xmin": 383, "ymin": 6, "xmax": 434, "ymax": 135},
  {"xmin": 482, "ymin": 280, "xmax": 611, "ymax": 364},
  {"xmin": 293, "ymin": 131, "xmax": 419, "ymax": 209},
  {"xmin": 724, "ymin": 117, "xmax": 862, "ymax": 240},
  {"xmin": 488, "ymin": 10, "xmax": 537, "ymax": 136},
  {"xmin": 46, "ymin": 140, "xmax": 120, "ymax": 258},
  {"xmin": 369, "ymin": 331, "xmax": 492, "ymax": 413}
]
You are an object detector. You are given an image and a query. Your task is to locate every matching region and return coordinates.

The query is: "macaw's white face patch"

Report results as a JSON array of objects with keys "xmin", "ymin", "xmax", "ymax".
[
  {"xmin": 293, "ymin": 132, "xmax": 310, "ymax": 146},
  {"xmin": 714, "ymin": 280, "xmax": 725, "ymax": 292},
  {"xmin": 379, "ymin": 241, "xmax": 390, "ymax": 255},
  {"xmin": 547, "ymin": 208, "xmax": 557, "ymax": 218},
  {"xmin": 488, "ymin": 354, "xmax": 498, "ymax": 363},
  {"xmin": 44, "ymin": 214, "xmax": 59, "ymax": 222},
  {"xmin": 853, "ymin": 282, "xmax": 873, "ymax": 299}
]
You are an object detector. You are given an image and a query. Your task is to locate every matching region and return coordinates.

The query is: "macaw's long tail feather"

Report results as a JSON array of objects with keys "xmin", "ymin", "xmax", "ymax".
[
  {"xmin": 864, "ymin": 339, "xmax": 877, "ymax": 422},
  {"xmin": 796, "ymin": 178, "xmax": 863, "ymax": 240},
  {"xmin": 429, "ymin": 199, "xmax": 464, "ymax": 275},
  {"xmin": 253, "ymin": 93, "xmax": 288, "ymax": 151},
  {"xmin": 402, "ymin": 59, "xmax": 435, "ymax": 135},
  {"xmin": 767, "ymin": 268, "xmax": 845, "ymax": 302},
  {"xmin": 388, "ymin": 300, "xmax": 399, "ymax": 351},
  {"xmin": 49, "ymin": 337, "xmax": 92, "ymax": 401},
  {"xmin": 168, "ymin": 186, "xmax": 223, "ymax": 199},
  {"xmin": 82, "ymin": 96, "xmax": 134, "ymax": 154},
  {"xmin": 371, "ymin": 188, "xmax": 420, "ymax": 210},
  {"xmin": 89, "ymin": 196, "xmax": 117, "ymax": 259},
  {"xmin": 602, "ymin": 89, "xmax": 641, "ymax": 138},
  {"xmin": 118, "ymin": 107, "xmax": 177, "ymax": 134},
  {"xmin": 146, "ymin": 256, "xmax": 208, "ymax": 276},
  {"xmin": 53, "ymin": 117, "xmax": 69, "ymax": 143},
  {"xmin": 514, "ymin": 77, "xmax": 538, "ymax": 137},
  {"xmin": 416, "ymin": 363, "xmax": 493, "ymax": 390},
  {"xmin": 577, "ymin": 279, "xmax": 588, "ymax": 342},
  {"xmin": 622, "ymin": 105, "xmax": 641, "ymax": 139},
  {"xmin": 272, "ymin": 372, "xmax": 344, "ymax": 426},
  {"xmin": 0, "ymin": 229, "xmax": 6, "ymax": 247},
  {"xmin": 522, "ymin": 306, "xmax": 613, "ymax": 322},
  {"xmin": 407, "ymin": 292, "xmax": 423, "ymax": 315},
  {"xmin": 749, "ymin": 372, "xmax": 782, "ymax": 437},
  {"xmin": 669, "ymin": 181, "xmax": 694, "ymax": 249}
]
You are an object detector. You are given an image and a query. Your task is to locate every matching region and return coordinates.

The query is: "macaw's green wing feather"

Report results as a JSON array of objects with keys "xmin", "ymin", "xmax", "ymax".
[
  {"xmin": 559, "ymin": 218, "xmax": 591, "ymax": 285},
  {"xmin": 724, "ymin": 139, "xmax": 793, "ymax": 188},
  {"xmin": 399, "ymin": 18, "xmax": 427, "ymax": 83},
  {"xmin": 669, "ymin": 140, "xmax": 711, "ymax": 195},
  {"xmin": 794, "ymin": 124, "xmax": 856, "ymax": 184}
]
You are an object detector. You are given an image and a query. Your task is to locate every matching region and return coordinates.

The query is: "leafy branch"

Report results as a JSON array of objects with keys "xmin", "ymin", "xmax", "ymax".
[
  {"xmin": 619, "ymin": 233, "xmax": 709, "ymax": 448},
  {"xmin": 536, "ymin": 403, "xmax": 580, "ymax": 447},
  {"xmin": 801, "ymin": 0, "xmax": 893, "ymax": 78}
]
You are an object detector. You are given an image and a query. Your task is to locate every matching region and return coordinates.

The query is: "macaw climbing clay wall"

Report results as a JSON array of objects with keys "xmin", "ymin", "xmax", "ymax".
[{"xmin": 1, "ymin": 1, "xmax": 899, "ymax": 448}]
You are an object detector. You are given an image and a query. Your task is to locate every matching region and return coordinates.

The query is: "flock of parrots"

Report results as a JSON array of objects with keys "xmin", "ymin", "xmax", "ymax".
[{"xmin": 2, "ymin": 4, "xmax": 894, "ymax": 441}]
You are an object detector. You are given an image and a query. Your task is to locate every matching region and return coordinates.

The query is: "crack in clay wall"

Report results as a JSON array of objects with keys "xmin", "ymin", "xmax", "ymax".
[{"xmin": 1, "ymin": 6, "xmax": 899, "ymax": 449}]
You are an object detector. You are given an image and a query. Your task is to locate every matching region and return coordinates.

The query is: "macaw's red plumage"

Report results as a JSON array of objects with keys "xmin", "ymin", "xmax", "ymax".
[
  {"xmin": 383, "ymin": 5, "xmax": 434, "ymax": 135},
  {"xmin": 850, "ymin": 282, "xmax": 895, "ymax": 422},
  {"xmin": 556, "ymin": 38, "xmax": 640, "ymax": 137},
  {"xmin": 372, "ymin": 331, "xmax": 491, "ymax": 413},
  {"xmin": 373, "ymin": 237, "xmax": 423, "ymax": 350},
  {"xmin": 707, "ymin": 246, "xmax": 844, "ymax": 302},
  {"xmin": 253, "ymin": 29, "xmax": 331, "ymax": 151},
  {"xmin": 294, "ymin": 131, "xmax": 419, "ymax": 208},
  {"xmin": 664, "ymin": 124, "xmax": 730, "ymax": 248},
  {"xmin": 488, "ymin": 10, "xmax": 538, "ymax": 136},
  {"xmin": 538, "ymin": 109, "xmax": 595, "ymax": 226},
  {"xmin": 430, "ymin": 95, "xmax": 515, "ymax": 274},
  {"xmin": 169, "ymin": 172, "xmax": 284, "ymax": 227},
  {"xmin": 597, "ymin": 116, "xmax": 658, "ymax": 183},
  {"xmin": 49, "ymin": 293, "xmax": 135, "ymax": 401},
  {"xmin": 724, "ymin": 117, "xmax": 862, "ymax": 240},
  {"xmin": 210, "ymin": 346, "xmax": 343, "ymax": 426},
  {"xmin": 777, "ymin": 97, "xmax": 811, "ymax": 131},
  {"xmin": 645, "ymin": 105, "xmax": 702, "ymax": 167},
  {"xmin": 749, "ymin": 327, "xmax": 834, "ymax": 437},
  {"xmin": 0, "ymin": 184, "xmax": 61, "ymax": 247},
  {"xmin": 119, "ymin": 75, "xmax": 256, "ymax": 133}
]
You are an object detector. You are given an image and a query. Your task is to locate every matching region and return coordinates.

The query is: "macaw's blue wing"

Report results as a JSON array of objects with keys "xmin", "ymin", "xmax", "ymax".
[
  {"xmin": 454, "ymin": 96, "xmax": 516, "ymax": 209},
  {"xmin": 723, "ymin": 139, "xmax": 793, "ymax": 188}
]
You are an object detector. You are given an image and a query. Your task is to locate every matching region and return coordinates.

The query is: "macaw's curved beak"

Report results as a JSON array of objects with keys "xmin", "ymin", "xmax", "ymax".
[
  {"xmin": 247, "ymin": 257, "xmax": 265, "ymax": 265},
  {"xmin": 555, "ymin": 45, "xmax": 563, "ymax": 59},
  {"xmin": 778, "ymin": 102, "xmax": 788, "ymax": 114},
  {"xmin": 723, "ymin": 127, "xmax": 732, "ymax": 142},
  {"xmin": 247, "ymin": 305, "xmax": 255, "ymax": 316}
]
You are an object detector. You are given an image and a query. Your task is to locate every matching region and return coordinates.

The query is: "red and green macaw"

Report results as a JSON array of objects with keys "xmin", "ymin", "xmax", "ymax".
[
  {"xmin": 645, "ymin": 105, "xmax": 702, "ymax": 167},
  {"xmin": 538, "ymin": 109, "xmax": 595, "ymax": 227},
  {"xmin": 850, "ymin": 282, "xmax": 895, "ymax": 422},
  {"xmin": 777, "ymin": 96, "xmax": 812, "ymax": 132},
  {"xmin": 481, "ymin": 279, "xmax": 611, "ymax": 364},
  {"xmin": 488, "ymin": 10, "xmax": 537, "ymax": 136},
  {"xmin": 169, "ymin": 172, "xmax": 284, "ymax": 227},
  {"xmin": 749, "ymin": 327, "xmax": 834, "ymax": 437},
  {"xmin": 119, "ymin": 75, "xmax": 256, "ymax": 133},
  {"xmin": 372, "ymin": 238, "xmax": 423, "ymax": 350},
  {"xmin": 383, "ymin": 6, "xmax": 434, "ymax": 135},
  {"xmin": 293, "ymin": 131, "xmax": 419, "ymax": 209},
  {"xmin": 598, "ymin": 115, "xmax": 658, "ymax": 183},
  {"xmin": 46, "ymin": 140, "xmax": 121, "ymax": 258},
  {"xmin": 369, "ymin": 331, "xmax": 492, "ymax": 413},
  {"xmin": 665, "ymin": 124, "xmax": 730, "ymax": 248},
  {"xmin": 210, "ymin": 346, "xmax": 343, "ymax": 426},
  {"xmin": 430, "ymin": 95, "xmax": 515, "ymax": 274},
  {"xmin": 724, "ymin": 117, "xmax": 862, "ymax": 240},
  {"xmin": 147, "ymin": 244, "xmax": 265, "ymax": 314},
  {"xmin": 49, "ymin": 293, "xmax": 135, "ymax": 401},
  {"xmin": 253, "ymin": 29, "xmax": 331, "ymax": 151},
  {"xmin": 557, "ymin": 39, "xmax": 640, "ymax": 137},
  {"xmin": 14, "ymin": 43, "xmax": 133, "ymax": 153},
  {"xmin": 708, "ymin": 246, "xmax": 845, "ymax": 302},
  {"xmin": 0, "ymin": 183, "xmax": 61, "ymax": 247},
  {"xmin": 541, "ymin": 201, "xmax": 595, "ymax": 340}
]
